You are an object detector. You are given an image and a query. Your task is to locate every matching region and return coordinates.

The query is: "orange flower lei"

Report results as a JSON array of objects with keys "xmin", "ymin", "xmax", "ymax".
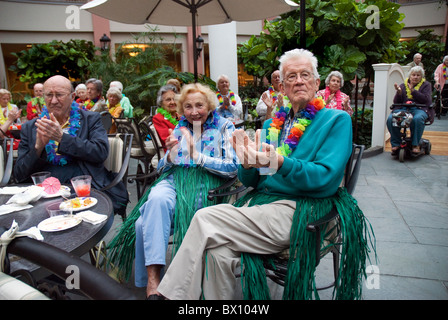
[{"xmin": 267, "ymin": 97, "xmax": 325, "ymax": 157}]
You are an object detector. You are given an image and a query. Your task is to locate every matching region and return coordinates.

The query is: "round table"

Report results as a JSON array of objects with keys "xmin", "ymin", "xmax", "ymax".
[{"xmin": 0, "ymin": 186, "xmax": 114, "ymax": 280}]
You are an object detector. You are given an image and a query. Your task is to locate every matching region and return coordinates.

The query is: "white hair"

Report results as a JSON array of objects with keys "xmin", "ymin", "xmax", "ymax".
[
  {"xmin": 75, "ymin": 83, "xmax": 86, "ymax": 92},
  {"xmin": 325, "ymin": 71, "xmax": 344, "ymax": 87},
  {"xmin": 409, "ymin": 66, "xmax": 425, "ymax": 78},
  {"xmin": 110, "ymin": 80, "xmax": 123, "ymax": 92},
  {"xmin": 278, "ymin": 49, "xmax": 320, "ymax": 82},
  {"xmin": 216, "ymin": 74, "xmax": 230, "ymax": 84}
]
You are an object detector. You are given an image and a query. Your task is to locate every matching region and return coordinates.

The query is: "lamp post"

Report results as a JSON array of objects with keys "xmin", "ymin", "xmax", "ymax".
[
  {"xmin": 196, "ymin": 35, "xmax": 204, "ymax": 60},
  {"xmin": 285, "ymin": 0, "xmax": 304, "ymax": 48},
  {"xmin": 99, "ymin": 33, "xmax": 111, "ymax": 51}
]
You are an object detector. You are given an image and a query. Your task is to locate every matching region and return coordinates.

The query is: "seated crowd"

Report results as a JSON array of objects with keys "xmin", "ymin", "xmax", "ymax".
[{"xmin": 1, "ymin": 48, "xmax": 375, "ymax": 300}]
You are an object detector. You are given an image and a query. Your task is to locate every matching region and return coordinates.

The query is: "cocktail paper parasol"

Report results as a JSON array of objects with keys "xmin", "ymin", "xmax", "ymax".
[{"xmin": 42, "ymin": 177, "xmax": 61, "ymax": 195}]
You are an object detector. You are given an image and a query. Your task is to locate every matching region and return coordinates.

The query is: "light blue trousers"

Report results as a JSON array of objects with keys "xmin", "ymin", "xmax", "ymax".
[
  {"xmin": 134, "ymin": 176, "xmax": 176, "ymax": 288},
  {"xmin": 386, "ymin": 107, "xmax": 428, "ymax": 147}
]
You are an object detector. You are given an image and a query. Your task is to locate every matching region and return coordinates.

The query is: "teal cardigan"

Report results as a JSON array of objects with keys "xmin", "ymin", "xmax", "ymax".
[{"xmin": 238, "ymin": 108, "xmax": 353, "ymax": 198}]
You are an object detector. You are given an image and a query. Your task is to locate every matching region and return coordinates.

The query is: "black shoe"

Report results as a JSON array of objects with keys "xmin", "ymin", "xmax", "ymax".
[{"xmin": 146, "ymin": 294, "xmax": 165, "ymax": 300}]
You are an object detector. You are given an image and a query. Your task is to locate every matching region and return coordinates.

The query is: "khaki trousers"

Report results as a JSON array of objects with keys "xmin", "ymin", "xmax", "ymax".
[{"xmin": 157, "ymin": 199, "xmax": 296, "ymax": 300}]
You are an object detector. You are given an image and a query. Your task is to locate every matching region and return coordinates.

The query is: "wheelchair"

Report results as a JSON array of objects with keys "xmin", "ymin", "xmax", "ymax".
[{"xmin": 390, "ymin": 103, "xmax": 432, "ymax": 162}]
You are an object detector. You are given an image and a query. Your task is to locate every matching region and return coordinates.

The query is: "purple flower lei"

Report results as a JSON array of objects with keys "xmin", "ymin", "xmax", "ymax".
[{"xmin": 39, "ymin": 102, "xmax": 81, "ymax": 166}]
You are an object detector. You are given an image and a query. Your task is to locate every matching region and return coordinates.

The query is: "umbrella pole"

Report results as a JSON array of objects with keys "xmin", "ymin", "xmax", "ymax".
[
  {"xmin": 191, "ymin": 5, "xmax": 198, "ymax": 82},
  {"xmin": 300, "ymin": 0, "xmax": 306, "ymax": 48}
]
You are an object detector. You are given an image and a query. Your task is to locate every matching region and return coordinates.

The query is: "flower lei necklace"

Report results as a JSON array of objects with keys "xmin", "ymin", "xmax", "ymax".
[
  {"xmin": 216, "ymin": 91, "xmax": 236, "ymax": 109},
  {"xmin": 405, "ymin": 77, "xmax": 425, "ymax": 99},
  {"xmin": 39, "ymin": 102, "xmax": 81, "ymax": 166},
  {"xmin": 267, "ymin": 97, "xmax": 325, "ymax": 157},
  {"xmin": 324, "ymin": 86, "xmax": 342, "ymax": 108},
  {"xmin": 443, "ymin": 65, "xmax": 448, "ymax": 80},
  {"xmin": 268, "ymin": 86, "xmax": 278, "ymax": 103},
  {"xmin": 83, "ymin": 97, "xmax": 98, "ymax": 110},
  {"xmin": 157, "ymin": 107, "xmax": 179, "ymax": 126},
  {"xmin": 174, "ymin": 110, "xmax": 220, "ymax": 167}
]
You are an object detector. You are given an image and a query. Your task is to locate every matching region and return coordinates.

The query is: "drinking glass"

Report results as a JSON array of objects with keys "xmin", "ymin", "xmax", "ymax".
[
  {"xmin": 31, "ymin": 171, "xmax": 51, "ymax": 186},
  {"xmin": 70, "ymin": 175, "xmax": 92, "ymax": 197}
]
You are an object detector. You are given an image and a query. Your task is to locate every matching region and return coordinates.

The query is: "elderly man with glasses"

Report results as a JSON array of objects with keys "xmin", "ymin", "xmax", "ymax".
[
  {"xmin": 156, "ymin": 49, "xmax": 373, "ymax": 300},
  {"xmin": 14, "ymin": 75, "xmax": 128, "ymax": 213}
]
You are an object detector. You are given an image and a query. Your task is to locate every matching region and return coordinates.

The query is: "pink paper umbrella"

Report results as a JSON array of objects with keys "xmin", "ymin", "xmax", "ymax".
[{"xmin": 41, "ymin": 177, "xmax": 61, "ymax": 195}]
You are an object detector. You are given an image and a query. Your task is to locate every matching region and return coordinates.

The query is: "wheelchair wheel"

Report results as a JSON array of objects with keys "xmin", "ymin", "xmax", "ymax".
[
  {"xmin": 399, "ymin": 148, "xmax": 406, "ymax": 162},
  {"xmin": 425, "ymin": 141, "xmax": 431, "ymax": 155}
]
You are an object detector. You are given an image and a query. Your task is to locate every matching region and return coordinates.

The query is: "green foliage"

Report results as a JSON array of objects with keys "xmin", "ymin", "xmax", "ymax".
[
  {"xmin": 398, "ymin": 29, "xmax": 445, "ymax": 84},
  {"xmin": 237, "ymin": 0, "xmax": 407, "ymax": 147},
  {"xmin": 238, "ymin": 0, "xmax": 405, "ymax": 87},
  {"xmin": 87, "ymin": 26, "xmax": 215, "ymax": 117},
  {"xmin": 9, "ymin": 39, "xmax": 95, "ymax": 85}
]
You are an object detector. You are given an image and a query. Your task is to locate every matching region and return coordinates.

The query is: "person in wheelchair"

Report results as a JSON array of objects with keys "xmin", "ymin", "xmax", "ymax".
[
  {"xmin": 108, "ymin": 83, "xmax": 239, "ymax": 300},
  {"xmin": 386, "ymin": 66, "xmax": 432, "ymax": 155},
  {"xmin": 156, "ymin": 49, "xmax": 373, "ymax": 300}
]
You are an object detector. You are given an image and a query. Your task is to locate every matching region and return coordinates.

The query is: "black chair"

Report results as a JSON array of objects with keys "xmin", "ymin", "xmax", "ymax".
[
  {"xmin": 114, "ymin": 117, "xmax": 159, "ymax": 199},
  {"xmin": 102, "ymin": 133, "xmax": 133, "ymax": 219},
  {"xmin": 1, "ymin": 228, "xmax": 137, "ymax": 300},
  {"xmin": 0, "ymin": 138, "xmax": 14, "ymax": 187},
  {"xmin": 264, "ymin": 144, "xmax": 365, "ymax": 289},
  {"xmin": 100, "ymin": 111, "xmax": 113, "ymax": 134},
  {"xmin": 207, "ymin": 143, "xmax": 365, "ymax": 291}
]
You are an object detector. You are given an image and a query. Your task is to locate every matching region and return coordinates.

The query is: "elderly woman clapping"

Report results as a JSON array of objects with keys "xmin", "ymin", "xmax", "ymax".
[
  {"xmin": 0, "ymin": 89, "xmax": 21, "ymax": 138},
  {"xmin": 387, "ymin": 66, "xmax": 432, "ymax": 154},
  {"xmin": 317, "ymin": 71, "xmax": 353, "ymax": 115},
  {"xmin": 108, "ymin": 82, "xmax": 239, "ymax": 299}
]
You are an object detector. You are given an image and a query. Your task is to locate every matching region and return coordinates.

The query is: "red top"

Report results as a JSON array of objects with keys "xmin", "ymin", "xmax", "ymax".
[{"xmin": 152, "ymin": 112, "xmax": 176, "ymax": 151}]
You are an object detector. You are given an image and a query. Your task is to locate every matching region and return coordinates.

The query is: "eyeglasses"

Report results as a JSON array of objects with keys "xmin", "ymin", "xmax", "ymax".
[
  {"xmin": 285, "ymin": 71, "xmax": 313, "ymax": 83},
  {"xmin": 44, "ymin": 92, "xmax": 71, "ymax": 101}
]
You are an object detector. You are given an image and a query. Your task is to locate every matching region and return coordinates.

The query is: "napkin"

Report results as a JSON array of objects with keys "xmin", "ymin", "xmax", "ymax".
[
  {"xmin": 76, "ymin": 210, "xmax": 107, "ymax": 225},
  {"xmin": 6, "ymin": 186, "xmax": 44, "ymax": 206},
  {"xmin": 0, "ymin": 186, "xmax": 31, "ymax": 195},
  {"xmin": 0, "ymin": 204, "xmax": 33, "ymax": 216}
]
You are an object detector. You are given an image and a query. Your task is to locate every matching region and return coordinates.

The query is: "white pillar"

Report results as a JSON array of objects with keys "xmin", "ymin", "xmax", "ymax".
[
  {"xmin": 371, "ymin": 64, "xmax": 393, "ymax": 148},
  {"xmin": 371, "ymin": 63, "xmax": 406, "ymax": 149},
  {"xmin": 208, "ymin": 22, "xmax": 239, "ymax": 95}
]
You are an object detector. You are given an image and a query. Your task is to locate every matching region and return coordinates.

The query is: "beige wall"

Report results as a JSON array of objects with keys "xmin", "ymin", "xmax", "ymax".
[{"xmin": 399, "ymin": 1, "xmax": 447, "ymax": 38}]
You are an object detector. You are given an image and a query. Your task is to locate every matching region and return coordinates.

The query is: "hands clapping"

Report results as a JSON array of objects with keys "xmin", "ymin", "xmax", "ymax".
[
  {"xmin": 35, "ymin": 113, "xmax": 63, "ymax": 152},
  {"xmin": 166, "ymin": 128, "xmax": 198, "ymax": 163},
  {"xmin": 230, "ymin": 129, "xmax": 282, "ymax": 170}
]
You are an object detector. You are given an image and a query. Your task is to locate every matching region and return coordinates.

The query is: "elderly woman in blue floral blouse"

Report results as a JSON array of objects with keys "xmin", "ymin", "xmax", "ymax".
[{"xmin": 108, "ymin": 82, "xmax": 239, "ymax": 300}]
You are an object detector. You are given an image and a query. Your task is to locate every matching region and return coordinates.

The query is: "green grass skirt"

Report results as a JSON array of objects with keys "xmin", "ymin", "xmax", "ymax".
[
  {"xmin": 234, "ymin": 188, "xmax": 376, "ymax": 300},
  {"xmin": 107, "ymin": 166, "xmax": 227, "ymax": 281}
]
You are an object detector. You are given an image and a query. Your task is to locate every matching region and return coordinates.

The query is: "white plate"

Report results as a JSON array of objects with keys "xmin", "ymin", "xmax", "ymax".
[
  {"xmin": 60, "ymin": 197, "xmax": 98, "ymax": 212},
  {"xmin": 42, "ymin": 186, "xmax": 71, "ymax": 198},
  {"xmin": 38, "ymin": 215, "xmax": 82, "ymax": 232}
]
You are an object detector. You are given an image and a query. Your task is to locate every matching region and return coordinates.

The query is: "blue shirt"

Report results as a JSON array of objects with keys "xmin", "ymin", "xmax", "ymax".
[{"xmin": 158, "ymin": 111, "xmax": 239, "ymax": 179}]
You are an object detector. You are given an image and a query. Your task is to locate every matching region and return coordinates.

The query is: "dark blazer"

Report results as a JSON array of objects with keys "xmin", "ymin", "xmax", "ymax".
[{"xmin": 14, "ymin": 109, "xmax": 128, "ymax": 212}]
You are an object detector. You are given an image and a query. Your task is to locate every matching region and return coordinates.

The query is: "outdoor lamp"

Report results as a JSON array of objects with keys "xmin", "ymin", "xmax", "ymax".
[
  {"xmin": 196, "ymin": 35, "xmax": 204, "ymax": 59},
  {"xmin": 100, "ymin": 34, "xmax": 111, "ymax": 51}
]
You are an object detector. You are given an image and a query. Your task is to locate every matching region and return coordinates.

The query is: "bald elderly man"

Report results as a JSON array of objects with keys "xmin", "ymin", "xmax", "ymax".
[{"xmin": 14, "ymin": 75, "xmax": 128, "ymax": 213}]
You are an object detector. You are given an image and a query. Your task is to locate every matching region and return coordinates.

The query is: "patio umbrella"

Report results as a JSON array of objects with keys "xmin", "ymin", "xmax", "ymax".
[{"xmin": 81, "ymin": 0, "xmax": 298, "ymax": 79}]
